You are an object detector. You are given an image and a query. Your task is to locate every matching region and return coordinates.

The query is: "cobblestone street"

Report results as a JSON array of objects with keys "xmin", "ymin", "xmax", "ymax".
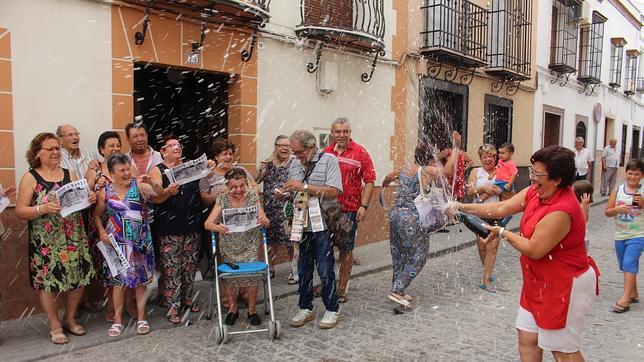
[{"xmin": 24, "ymin": 204, "xmax": 640, "ymax": 361}]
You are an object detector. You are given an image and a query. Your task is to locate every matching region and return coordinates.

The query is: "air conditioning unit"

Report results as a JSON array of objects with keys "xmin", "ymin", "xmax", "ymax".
[{"xmin": 577, "ymin": 1, "xmax": 592, "ymax": 26}]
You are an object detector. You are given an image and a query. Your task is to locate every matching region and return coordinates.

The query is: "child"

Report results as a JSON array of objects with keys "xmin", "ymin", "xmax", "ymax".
[
  {"xmin": 573, "ymin": 180, "xmax": 594, "ymax": 249},
  {"xmin": 494, "ymin": 143, "xmax": 518, "ymax": 201}
]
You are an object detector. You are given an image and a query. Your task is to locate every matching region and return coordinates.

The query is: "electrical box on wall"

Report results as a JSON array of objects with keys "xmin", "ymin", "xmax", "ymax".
[{"xmin": 319, "ymin": 59, "xmax": 338, "ymax": 93}]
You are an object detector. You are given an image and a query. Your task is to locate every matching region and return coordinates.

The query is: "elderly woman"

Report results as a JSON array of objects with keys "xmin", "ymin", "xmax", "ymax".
[
  {"xmin": 204, "ymin": 168, "xmax": 270, "ymax": 326},
  {"xmin": 85, "ymin": 131, "xmax": 124, "ymax": 190},
  {"xmin": 15, "ymin": 132, "xmax": 96, "ymax": 345},
  {"xmin": 452, "ymin": 145, "xmax": 599, "ymax": 361},
  {"xmin": 255, "ymin": 135, "xmax": 297, "ymax": 282},
  {"xmin": 382, "ymin": 132, "xmax": 460, "ymax": 307},
  {"xmin": 148, "ymin": 135, "xmax": 204, "ymax": 323},
  {"xmin": 605, "ymin": 158, "xmax": 643, "ymax": 313},
  {"xmin": 467, "ymin": 144, "xmax": 503, "ymax": 293},
  {"xmin": 93, "ymin": 153, "xmax": 155, "ymax": 336}
]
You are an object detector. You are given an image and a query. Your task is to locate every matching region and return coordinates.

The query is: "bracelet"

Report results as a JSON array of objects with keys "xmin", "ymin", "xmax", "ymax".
[
  {"xmin": 498, "ymin": 227, "xmax": 506, "ymax": 240},
  {"xmin": 36, "ymin": 205, "xmax": 43, "ymax": 215}
]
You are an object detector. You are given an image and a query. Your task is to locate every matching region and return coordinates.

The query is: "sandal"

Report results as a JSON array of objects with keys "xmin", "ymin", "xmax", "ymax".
[
  {"xmin": 136, "ymin": 320, "xmax": 150, "ymax": 335},
  {"xmin": 612, "ymin": 303, "xmax": 630, "ymax": 313},
  {"xmin": 387, "ymin": 292, "xmax": 410, "ymax": 308},
  {"xmin": 108, "ymin": 323, "xmax": 123, "ymax": 337},
  {"xmin": 338, "ymin": 293, "xmax": 348, "ymax": 304},
  {"xmin": 403, "ymin": 295, "xmax": 416, "ymax": 302},
  {"xmin": 287, "ymin": 274, "xmax": 298, "ymax": 285},
  {"xmin": 167, "ymin": 308, "xmax": 181, "ymax": 324},
  {"xmin": 313, "ymin": 286, "xmax": 321, "ymax": 298},
  {"xmin": 62, "ymin": 322, "xmax": 87, "ymax": 336},
  {"xmin": 479, "ymin": 283, "xmax": 497, "ymax": 293},
  {"xmin": 183, "ymin": 300, "xmax": 201, "ymax": 313},
  {"xmin": 631, "ymin": 297, "xmax": 640, "ymax": 304},
  {"xmin": 50, "ymin": 328, "xmax": 69, "ymax": 345}
]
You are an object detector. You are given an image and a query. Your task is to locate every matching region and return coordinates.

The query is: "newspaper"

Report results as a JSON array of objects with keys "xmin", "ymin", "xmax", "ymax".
[
  {"xmin": 0, "ymin": 185, "xmax": 9, "ymax": 214},
  {"xmin": 96, "ymin": 234, "xmax": 130, "ymax": 278},
  {"xmin": 223, "ymin": 204, "xmax": 259, "ymax": 233},
  {"xmin": 164, "ymin": 154, "xmax": 210, "ymax": 185},
  {"xmin": 55, "ymin": 179, "xmax": 90, "ymax": 217}
]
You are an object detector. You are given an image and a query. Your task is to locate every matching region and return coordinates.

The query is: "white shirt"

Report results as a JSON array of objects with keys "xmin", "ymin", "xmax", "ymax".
[
  {"xmin": 60, "ymin": 147, "xmax": 102, "ymax": 178},
  {"xmin": 574, "ymin": 148, "xmax": 593, "ymax": 176},
  {"xmin": 602, "ymin": 146, "xmax": 620, "ymax": 168}
]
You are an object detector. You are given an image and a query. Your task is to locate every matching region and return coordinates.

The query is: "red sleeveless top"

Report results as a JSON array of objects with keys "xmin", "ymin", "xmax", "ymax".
[{"xmin": 518, "ymin": 186, "xmax": 599, "ymax": 329}]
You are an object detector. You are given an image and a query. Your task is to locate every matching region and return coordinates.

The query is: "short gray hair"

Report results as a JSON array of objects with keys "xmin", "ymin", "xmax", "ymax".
[
  {"xmin": 290, "ymin": 130, "xmax": 317, "ymax": 149},
  {"xmin": 575, "ymin": 137, "xmax": 584, "ymax": 143},
  {"xmin": 106, "ymin": 152, "xmax": 131, "ymax": 174},
  {"xmin": 331, "ymin": 117, "xmax": 351, "ymax": 130}
]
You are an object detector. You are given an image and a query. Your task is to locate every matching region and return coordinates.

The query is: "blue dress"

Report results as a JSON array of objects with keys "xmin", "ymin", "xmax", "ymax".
[{"xmin": 389, "ymin": 166, "xmax": 430, "ymax": 294}]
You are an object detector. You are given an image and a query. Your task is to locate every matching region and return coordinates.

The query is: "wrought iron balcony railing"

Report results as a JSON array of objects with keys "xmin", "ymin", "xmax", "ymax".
[
  {"xmin": 420, "ymin": 0, "xmax": 488, "ymax": 69},
  {"xmin": 295, "ymin": 0, "xmax": 386, "ymax": 52},
  {"xmin": 549, "ymin": 0, "xmax": 581, "ymax": 77},
  {"xmin": 577, "ymin": 12, "xmax": 606, "ymax": 85},
  {"xmin": 486, "ymin": 0, "xmax": 532, "ymax": 81}
]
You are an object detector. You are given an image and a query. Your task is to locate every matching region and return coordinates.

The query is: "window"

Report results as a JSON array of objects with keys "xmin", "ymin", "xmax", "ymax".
[
  {"xmin": 575, "ymin": 120, "xmax": 587, "ymax": 141},
  {"xmin": 620, "ymin": 125, "xmax": 627, "ymax": 167},
  {"xmin": 624, "ymin": 50, "xmax": 640, "ymax": 95},
  {"xmin": 549, "ymin": 0, "xmax": 580, "ymax": 73},
  {"xmin": 608, "ymin": 38, "xmax": 626, "ymax": 87},
  {"xmin": 578, "ymin": 12, "xmax": 606, "ymax": 84},
  {"xmin": 631, "ymin": 128, "xmax": 640, "ymax": 161},
  {"xmin": 487, "ymin": 0, "xmax": 533, "ymax": 79},
  {"xmin": 484, "ymin": 95, "xmax": 512, "ymax": 149}
]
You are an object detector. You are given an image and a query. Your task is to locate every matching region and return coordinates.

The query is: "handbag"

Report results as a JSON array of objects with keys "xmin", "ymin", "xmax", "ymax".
[{"xmin": 413, "ymin": 167, "xmax": 449, "ymax": 234}]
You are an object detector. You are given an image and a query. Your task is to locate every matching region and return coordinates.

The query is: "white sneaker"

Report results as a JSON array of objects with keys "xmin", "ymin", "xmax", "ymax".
[
  {"xmin": 290, "ymin": 308, "xmax": 314, "ymax": 327},
  {"xmin": 318, "ymin": 310, "xmax": 340, "ymax": 329}
]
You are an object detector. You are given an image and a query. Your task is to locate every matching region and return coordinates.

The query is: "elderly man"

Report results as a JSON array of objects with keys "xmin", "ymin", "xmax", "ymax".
[
  {"xmin": 574, "ymin": 137, "xmax": 593, "ymax": 182},
  {"xmin": 601, "ymin": 138, "xmax": 620, "ymax": 196},
  {"xmin": 323, "ymin": 117, "xmax": 375, "ymax": 303},
  {"xmin": 283, "ymin": 130, "xmax": 342, "ymax": 329},
  {"xmin": 57, "ymin": 124, "xmax": 101, "ymax": 178},
  {"xmin": 125, "ymin": 122, "xmax": 163, "ymax": 174}
]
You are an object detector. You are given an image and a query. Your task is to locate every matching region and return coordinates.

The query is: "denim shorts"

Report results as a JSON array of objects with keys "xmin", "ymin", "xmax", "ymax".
[{"xmin": 615, "ymin": 237, "xmax": 644, "ymax": 273}]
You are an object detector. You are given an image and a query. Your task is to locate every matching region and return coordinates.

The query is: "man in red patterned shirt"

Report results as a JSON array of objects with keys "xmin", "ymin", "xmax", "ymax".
[{"xmin": 323, "ymin": 117, "xmax": 376, "ymax": 303}]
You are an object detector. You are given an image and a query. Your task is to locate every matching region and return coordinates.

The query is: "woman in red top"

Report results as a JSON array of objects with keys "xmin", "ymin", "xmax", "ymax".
[{"xmin": 452, "ymin": 145, "xmax": 599, "ymax": 361}]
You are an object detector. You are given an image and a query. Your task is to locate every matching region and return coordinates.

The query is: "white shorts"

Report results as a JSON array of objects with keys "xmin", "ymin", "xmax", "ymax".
[{"xmin": 515, "ymin": 267, "xmax": 597, "ymax": 353}]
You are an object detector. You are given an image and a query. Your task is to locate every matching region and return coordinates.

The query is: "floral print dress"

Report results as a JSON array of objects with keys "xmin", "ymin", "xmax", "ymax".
[
  {"xmin": 262, "ymin": 159, "xmax": 293, "ymax": 246},
  {"xmin": 101, "ymin": 179, "xmax": 155, "ymax": 287},
  {"xmin": 28, "ymin": 169, "xmax": 94, "ymax": 293}
]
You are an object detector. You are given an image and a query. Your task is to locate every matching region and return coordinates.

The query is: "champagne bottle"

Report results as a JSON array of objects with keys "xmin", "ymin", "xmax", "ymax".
[{"xmin": 459, "ymin": 213, "xmax": 490, "ymax": 238}]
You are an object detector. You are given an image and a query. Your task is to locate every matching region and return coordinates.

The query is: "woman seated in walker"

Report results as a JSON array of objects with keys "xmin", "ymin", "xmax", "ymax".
[{"xmin": 204, "ymin": 168, "xmax": 270, "ymax": 326}]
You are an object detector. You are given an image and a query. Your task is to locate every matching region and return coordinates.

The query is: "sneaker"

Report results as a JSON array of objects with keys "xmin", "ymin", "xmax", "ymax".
[
  {"xmin": 318, "ymin": 311, "xmax": 340, "ymax": 329},
  {"xmin": 290, "ymin": 308, "xmax": 314, "ymax": 327},
  {"xmin": 479, "ymin": 283, "xmax": 497, "ymax": 293}
]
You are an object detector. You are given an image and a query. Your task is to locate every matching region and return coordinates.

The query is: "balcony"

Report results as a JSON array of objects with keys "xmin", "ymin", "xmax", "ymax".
[
  {"xmin": 295, "ymin": 0, "xmax": 386, "ymax": 52},
  {"xmin": 486, "ymin": 0, "xmax": 533, "ymax": 81},
  {"xmin": 420, "ymin": 0, "xmax": 488, "ymax": 69},
  {"xmin": 577, "ymin": 12, "xmax": 607, "ymax": 87},
  {"xmin": 549, "ymin": 0, "xmax": 582, "ymax": 86},
  {"xmin": 121, "ymin": 0, "xmax": 271, "ymax": 28}
]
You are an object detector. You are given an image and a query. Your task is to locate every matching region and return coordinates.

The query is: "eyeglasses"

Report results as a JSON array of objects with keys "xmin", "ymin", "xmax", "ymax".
[
  {"xmin": 275, "ymin": 144, "xmax": 291, "ymax": 148},
  {"xmin": 292, "ymin": 147, "xmax": 308, "ymax": 157},
  {"xmin": 59, "ymin": 132, "xmax": 80, "ymax": 138},
  {"xmin": 40, "ymin": 146, "xmax": 61, "ymax": 152},
  {"xmin": 528, "ymin": 166, "xmax": 548, "ymax": 179},
  {"xmin": 162, "ymin": 143, "xmax": 183, "ymax": 150}
]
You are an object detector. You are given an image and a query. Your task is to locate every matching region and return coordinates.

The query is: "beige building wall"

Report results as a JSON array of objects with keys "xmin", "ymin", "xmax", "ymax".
[{"xmin": 0, "ymin": 0, "xmax": 112, "ymax": 181}]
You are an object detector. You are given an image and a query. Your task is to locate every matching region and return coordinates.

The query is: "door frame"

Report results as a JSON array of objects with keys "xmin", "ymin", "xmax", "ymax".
[{"xmin": 542, "ymin": 104, "xmax": 565, "ymax": 147}]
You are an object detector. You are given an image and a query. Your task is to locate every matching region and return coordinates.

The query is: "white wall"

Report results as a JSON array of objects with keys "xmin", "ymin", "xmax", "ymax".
[
  {"xmin": 0, "ymin": 0, "xmax": 112, "ymax": 181},
  {"xmin": 534, "ymin": 0, "xmax": 644, "ymax": 154},
  {"xmin": 257, "ymin": 1, "xmax": 397, "ymax": 182}
]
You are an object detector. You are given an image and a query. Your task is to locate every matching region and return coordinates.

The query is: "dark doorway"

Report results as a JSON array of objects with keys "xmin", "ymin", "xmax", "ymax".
[
  {"xmin": 632, "ymin": 127, "xmax": 640, "ymax": 160},
  {"xmin": 420, "ymin": 79, "xmax": 468, "ymax": 150},
  {"xmin": 543, "ymin": 113, "xmax": 561, "ymax": 147},
  {"xmin": 133, "ymin": 63, "xmax": 229, "ymax": 159}
]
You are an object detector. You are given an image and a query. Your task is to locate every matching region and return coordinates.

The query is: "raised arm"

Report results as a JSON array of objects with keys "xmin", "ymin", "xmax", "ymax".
[{"xmin": 457, "ymin": 186, "xmax": 528, "ymax": 220}]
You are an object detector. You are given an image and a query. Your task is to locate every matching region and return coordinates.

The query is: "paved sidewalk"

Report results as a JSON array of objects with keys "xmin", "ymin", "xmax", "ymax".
[{"xmin": 0, "ymin": 193, "xmax": 615, "ymax": 361}]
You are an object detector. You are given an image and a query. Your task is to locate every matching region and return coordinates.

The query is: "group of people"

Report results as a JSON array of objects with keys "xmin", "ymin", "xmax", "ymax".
[{"xmin": 0, "ymin": 118, "xmax": 641, "ymax": 362}]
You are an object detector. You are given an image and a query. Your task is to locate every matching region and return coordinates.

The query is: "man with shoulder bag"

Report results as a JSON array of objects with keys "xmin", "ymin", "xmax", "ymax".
[{"xmin": 283, "ymin": 130, "xmax": 343, "ymax": 329}]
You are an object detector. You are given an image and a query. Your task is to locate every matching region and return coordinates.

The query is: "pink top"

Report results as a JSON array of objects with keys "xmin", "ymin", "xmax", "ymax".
[{"xmin": 495, "ymin": 159, "xmax": 518, "ymax": 182}]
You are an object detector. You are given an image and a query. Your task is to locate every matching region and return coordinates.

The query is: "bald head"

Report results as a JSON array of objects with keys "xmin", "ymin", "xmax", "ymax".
[
  {"xmin": 610, "ymin": 138, "xmax": 617, "ymax": 148},
  {"xmin": 57, "ymin": 124, "xmax": 80, "ymax": 152}
]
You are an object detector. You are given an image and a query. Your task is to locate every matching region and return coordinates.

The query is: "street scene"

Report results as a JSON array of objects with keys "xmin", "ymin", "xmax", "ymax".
[{"xmin": 1, "ymin": 0, "xmax": 644, "ymax": 361}]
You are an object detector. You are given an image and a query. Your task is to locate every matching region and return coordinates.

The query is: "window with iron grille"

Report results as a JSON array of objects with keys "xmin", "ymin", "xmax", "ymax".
[
  {"xmin": 487, "ymin": 0, "xmax": 532, "ymax": 80},
  {"xmin": 624, "ymin": 50, "xmax": 639, "ymax": 95},
  {"xmin": 549, "ymin": 0, "xmax": 580, "ymax": 73},
  {"xmin": 484, "ymin": 95, "xmax": 512, "ymax": 149},
  {"xmin": 578, "ymin": 12, "xmax": 606, "ymax": 84},
  {"xmin": 608, "ymin": 38, "xmax": 626, "ymax": 87}
]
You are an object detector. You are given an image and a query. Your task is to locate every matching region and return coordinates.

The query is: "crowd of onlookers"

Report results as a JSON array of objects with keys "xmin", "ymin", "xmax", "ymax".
[{"xmin": 0, "ymin": 120, "xmax": 640, "ymax": 362}]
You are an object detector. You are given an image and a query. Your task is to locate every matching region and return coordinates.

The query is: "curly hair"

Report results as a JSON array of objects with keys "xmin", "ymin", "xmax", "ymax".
[
  {"xmin": 224, "ymin": 167, "xmax": 247, "ymax": 182},
  {"xmin": 210, "ymin": 138, "xmax": 236, "ymax": 160},
  {"xmin": 530, "ymin": 145, "xmax": 575, "ymax": 188},
  {"xmin": 414, "ymin": 143, "xmax": 435, "ymax": 166},
  {"xmin": 26, "ymin": 132, "xmax": 58, "ymax": 169}
]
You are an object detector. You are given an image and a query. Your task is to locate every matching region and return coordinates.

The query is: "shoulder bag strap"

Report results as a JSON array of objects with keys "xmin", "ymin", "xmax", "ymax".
[{"xmin": 417, "ymin": 166, "xmax": 426, "ymax": 197}]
